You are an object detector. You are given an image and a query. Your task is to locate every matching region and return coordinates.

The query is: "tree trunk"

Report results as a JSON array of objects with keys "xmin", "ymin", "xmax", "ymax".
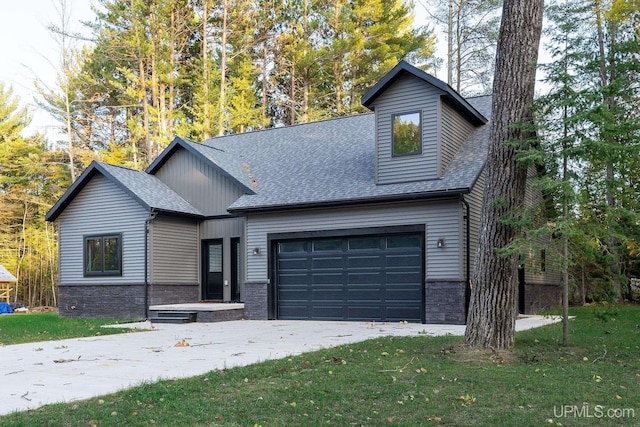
[
  {"xmin": 218, "ymin": 0, "xmax": 228, "ymax": 136},
  {"xmin": 464, "ymin": 0, "xmax": 544, "ymax": 349}
]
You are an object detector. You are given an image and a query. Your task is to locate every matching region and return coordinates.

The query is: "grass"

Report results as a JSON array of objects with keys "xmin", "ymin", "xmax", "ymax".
[
  {"xmin": 0, "ymin": 312, "xmax": 135, "ymax": 345},
  {"xmin": 2, "ymin": 305, "xmax": 639, "ymax": 426}
]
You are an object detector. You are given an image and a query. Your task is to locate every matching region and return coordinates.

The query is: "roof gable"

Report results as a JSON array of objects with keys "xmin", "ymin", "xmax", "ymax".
[
  {"xmin": 0, "ymin": 264, "xmax": 17, "ymax": 282},
  {"xmin": 361, "ymin": 60, "xmax": 488, "ymax": 126},
  {"xmin": 146, "ymin": 137, "xmax": 256, "ymax": 194},
  {"xmin": 45, "ymin": 161, "xmax": 203, "ymax": 222}
]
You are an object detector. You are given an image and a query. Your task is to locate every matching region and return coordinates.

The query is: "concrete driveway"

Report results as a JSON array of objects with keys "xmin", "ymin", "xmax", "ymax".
[{"xmin": 0, "ymin": 316, "xmax": 560, "ymax": 415}]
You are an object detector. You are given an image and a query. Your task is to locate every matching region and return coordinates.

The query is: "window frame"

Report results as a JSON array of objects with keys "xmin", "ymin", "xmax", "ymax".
[
  {"xmin": 83, "ymin": 233, "xmax": 123, "ymax": 277},
  {"xmin": 391, "ymin": 111, "xmax": 422, "ymax": 157}
]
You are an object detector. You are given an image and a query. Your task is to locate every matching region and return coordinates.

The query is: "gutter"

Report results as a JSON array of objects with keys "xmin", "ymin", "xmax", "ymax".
[
  {"xmin": 144, "ymin": 208, "xmax": 157, "ymax": 319},
  {"xmin": 228, "ymin": 188, "xmax": 470, "ymax": 214}
]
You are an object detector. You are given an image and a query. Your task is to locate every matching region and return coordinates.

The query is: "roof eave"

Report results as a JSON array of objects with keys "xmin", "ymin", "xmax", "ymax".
[{"xmin": 227, "ymin": 188, "xmax": 470, "ymax": 214}]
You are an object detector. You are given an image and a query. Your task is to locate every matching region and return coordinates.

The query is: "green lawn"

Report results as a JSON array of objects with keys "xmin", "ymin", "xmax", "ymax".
[
  {"xmin": 0, "ymin": 312, "xmax": 135, "ymax": 345},
  {"xmin": 2, "ymin": 305, "xmax": 639, "ymax": 426}
]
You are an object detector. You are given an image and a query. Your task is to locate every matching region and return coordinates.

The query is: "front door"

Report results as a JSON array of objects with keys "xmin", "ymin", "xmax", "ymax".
[{"xmin": 203, "ymin": 239, "xmax": 223, "ymax": 300}]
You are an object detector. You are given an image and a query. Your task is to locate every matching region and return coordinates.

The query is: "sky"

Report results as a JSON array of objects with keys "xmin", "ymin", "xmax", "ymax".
[{"xmin": 0, "ymin": 0, "xmax": 95, "ymax": 138}]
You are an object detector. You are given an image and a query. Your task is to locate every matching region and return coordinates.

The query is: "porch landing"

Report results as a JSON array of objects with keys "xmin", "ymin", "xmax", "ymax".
[{"xmin": 149, "ymin": 303, "xmax": 244, "ymax": 323}]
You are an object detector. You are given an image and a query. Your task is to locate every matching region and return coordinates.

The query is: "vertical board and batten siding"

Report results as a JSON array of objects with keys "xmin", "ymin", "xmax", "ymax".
[
  {"xmin": 372, "ymin": 74, "xmax": 443, "ymax": 184},
  {"xmin": 246, "ymin": 200, "xmax": 463, "ymax": 283},
  {"xmin": 149, "ymin": 215, "xmax": 199, "ymax": 284},
  {"xmin": 57, "ymin": 175, "xmax": 148, "ymax": 284},
  {"xmin": 153, "ymin": 148, "xmax": 245, "ymax": 216},
  {"xmin": 440, "ymin": 101, "xmax": 476, "ymax": 176}
]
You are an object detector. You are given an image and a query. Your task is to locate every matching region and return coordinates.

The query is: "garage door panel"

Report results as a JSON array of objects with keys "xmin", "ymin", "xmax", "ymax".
[
  {"xmin": 386, "ymin": 271, "xmax": 422, "ymax": 283},
  {"xmin": 312, "ymin": 305, "xmax": 345, "ymax": 319},
  {"xmin": 348, "ymin": 255, "xmax": 382, "ymax": 268},
  {"xmin": 278, "ymin": 272, "xmax": 310, "ymax": 285},
  {"xmin": 385, "ymin": 307, "xmax": 422, "ymax": 321},
  {"xmin": 277, "ymin": 233, "xmax": 423, "ymax": 322},
  {"xmin": 348, "ymin": 288, "xmax": 381, "ymax": 301},
  {"xmin": 278, "ymin": 305, "xmax": 310, "ymax": 318},
  {"xmin": 278, "ymin": 258, "xmax": 309, "ymax": 270},
  {"xmin": 386, "ymin": 288, "xmax": 422, "ymax": 300},
  {"xmin": 312, "ymin": 256, "xmax": 345, "ymax": 269},
  {"xmin": 386, "ymin": 254, "xmax": 421, "ymax": 267},
  {"xmin": 348, "ymin": 306, "xmax": 384, "ymax": 320},
  {"xmin": 312, "ymin": 287, "xmax": 344, "ymax": 301},
  {"xmin": 312, "ymin": 273, "xmax": 344, "ymax": 285},
  {"xmin": 348, "ymin": 272, "xmax": 383, "ymax": 284}
]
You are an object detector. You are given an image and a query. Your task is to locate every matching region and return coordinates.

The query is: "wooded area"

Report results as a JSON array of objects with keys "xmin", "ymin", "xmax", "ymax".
[{"xmin": 0, "ymin": 0, "xmax": 639, "ymax": 314}]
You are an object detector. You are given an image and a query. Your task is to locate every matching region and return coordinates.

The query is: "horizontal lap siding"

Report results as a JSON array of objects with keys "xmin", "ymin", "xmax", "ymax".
[
  {"xmin": 150, "ymin": 215, "xmax": 199, "ymax": 284},
  {"xmin": 153, "ymin": 148, "xmax": 245, "ymax": 216},
  {"xmin": 466, "ymin": 169, "xmax": 485, "ymax": 273},
  {"xmin": 57, "ymin": 175, "xmax": 148, "ymax": 284},
  {"xmin": 374, "ymin": 74, "xmax": 442, "ymax": 184},
  {"xmin": 440, "ymin": 101, "xmax": 475, "ymax": 175},
  {"xmin": 246, "ymin": 200, "xmax": 463, "ymax": 282}
]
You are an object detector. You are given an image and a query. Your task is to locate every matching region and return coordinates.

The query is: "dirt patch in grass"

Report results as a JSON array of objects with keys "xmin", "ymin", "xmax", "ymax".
[{"xmin": 28, "ymin": 306, "xmax": 58, "ymax": 313}]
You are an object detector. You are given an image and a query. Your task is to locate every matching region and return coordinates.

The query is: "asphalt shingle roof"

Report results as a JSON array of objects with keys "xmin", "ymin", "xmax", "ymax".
[
  {"xmin": 196, "ymin": 94, "xmax": 492, "ymax": 213},
  {"xmin": 46, "ymin": 161, "xmax": 203, "ymax": 221},
  {"xmin": 99, "ymin": 162, "xmax": 203, "ymax": 216}
]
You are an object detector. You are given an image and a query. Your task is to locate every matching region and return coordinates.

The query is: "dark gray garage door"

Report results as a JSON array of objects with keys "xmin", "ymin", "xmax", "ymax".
[{"xmin": 275, "ymin": 233, "xmax": 423, "ymax": 322}]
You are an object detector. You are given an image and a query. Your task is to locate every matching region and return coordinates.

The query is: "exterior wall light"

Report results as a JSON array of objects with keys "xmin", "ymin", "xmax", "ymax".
[
  {"xmin": 252, "ymin": 247, "xmax": 261, "ymax": 255},
  {"xmin": 437, "ymin": 238, "xmax": 446, "ymax": 248}
]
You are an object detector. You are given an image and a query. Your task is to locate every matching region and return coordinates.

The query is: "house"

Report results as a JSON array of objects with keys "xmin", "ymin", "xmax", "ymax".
[{"xmin": 45, "ymin": 61, "xmax": 560, "ymax": 324}]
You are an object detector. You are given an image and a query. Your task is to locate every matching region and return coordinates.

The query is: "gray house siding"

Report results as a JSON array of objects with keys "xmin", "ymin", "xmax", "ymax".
[
  {"xmin": 521, "ymin": 168, "xmax": 562, "ymax": 313},
  {"xmin": 148, "ymin": 215, "xmax": 200, "ymax": 305},
  {"xmin": 153, "ymin": 147, "xmax": 246, "ymax": 216},
  {"xmin": 372, "ymin": 74, "xmax": 443, "ymax": 184},
  {"xmin": 440, "ymin": 101, "xmax": 475, "ymax": 176},
  {"xmin": 466, "ymin": 169, "xmax": 486, "ymax": 274},
  {"xmin": 244, "ymin": 200, "xmax": 467, "ymax": 324},
  {"xmin": 56, "ymin": 175, "xmax": 149, "ymax": 318}
]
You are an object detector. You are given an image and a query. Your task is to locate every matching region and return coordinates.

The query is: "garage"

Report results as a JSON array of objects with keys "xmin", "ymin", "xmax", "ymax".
[{"xmin": 274, "ymin": 232, "xmax": 424, "ymax": 322}]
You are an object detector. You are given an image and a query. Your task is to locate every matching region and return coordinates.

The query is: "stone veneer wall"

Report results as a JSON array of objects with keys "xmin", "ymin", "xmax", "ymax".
[
  {"xmin": 58, "ymin": 284, "xmax": 146, "ymax": 319},
  {"xmin": 148, "ymin": 283, "xmax": 199, "ymax": 306},
  {"xmin": 59, "ymin": 283, "xmax": 200, "ymax": 319},
  {"xmin": 244, "ymin": 281, "xmax": 268, "ymax": 320},
  {"xmin": 425, "ymin": 280, "xmax": 467, "ymax": 325}
]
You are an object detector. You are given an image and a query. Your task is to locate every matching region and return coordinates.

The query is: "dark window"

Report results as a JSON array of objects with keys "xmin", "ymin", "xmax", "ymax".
[
  {"xmin": 392, "ymin": 112, "xmax": 421, "ymax": 156},
  {"xmin": 348, "ymin": 237, "xmax": 380, "ymax": 250},
  {"xmin": 84, "ymin": 234, "xmax": 122, "ymax": 276},
  {"xmin": 387, "ymin": 235, "xmax": 422, "ymax": 249},
  {"xmin": 313, "ymin": 239, "xmax": 342, "ymax": 251},
  {"xmin": 540, "ymin": 249, "xmax": 546, "ymax": 272},
  {"xmin": 279, "ymin": 241, "xmax": 307, "ymax": 253}
]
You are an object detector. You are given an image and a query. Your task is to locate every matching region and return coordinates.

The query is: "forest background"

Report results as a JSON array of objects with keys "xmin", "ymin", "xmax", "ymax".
[{"xmin": 0, "ymin": 0, "xmax": 638, "ymax": 309}]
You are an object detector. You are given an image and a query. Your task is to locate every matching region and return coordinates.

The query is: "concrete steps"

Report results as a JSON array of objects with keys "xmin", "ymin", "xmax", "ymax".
[{"xmin": 149, "ymin": 311, "xmax": 197, "ymax": 324}]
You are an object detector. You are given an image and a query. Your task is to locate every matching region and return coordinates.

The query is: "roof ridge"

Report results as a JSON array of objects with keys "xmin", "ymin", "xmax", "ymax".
[{"xmin": 202, "ymin": 112, "xmax": 374, "ymax": 146}]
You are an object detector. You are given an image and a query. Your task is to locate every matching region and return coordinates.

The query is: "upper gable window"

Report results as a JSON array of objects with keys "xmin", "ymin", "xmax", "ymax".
[{"xmin": 392, "ymin": 112, "xmax": 421, "ymax": 156}]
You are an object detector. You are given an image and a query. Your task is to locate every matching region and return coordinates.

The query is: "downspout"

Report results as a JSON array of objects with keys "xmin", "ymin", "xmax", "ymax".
[
  {"xmin": 461, "ymin": 195, "xmax": 471, "ymax": 322},
  {"xmin": 144, "ymin": 209, "xmax": 157, "ymax": 319}
]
